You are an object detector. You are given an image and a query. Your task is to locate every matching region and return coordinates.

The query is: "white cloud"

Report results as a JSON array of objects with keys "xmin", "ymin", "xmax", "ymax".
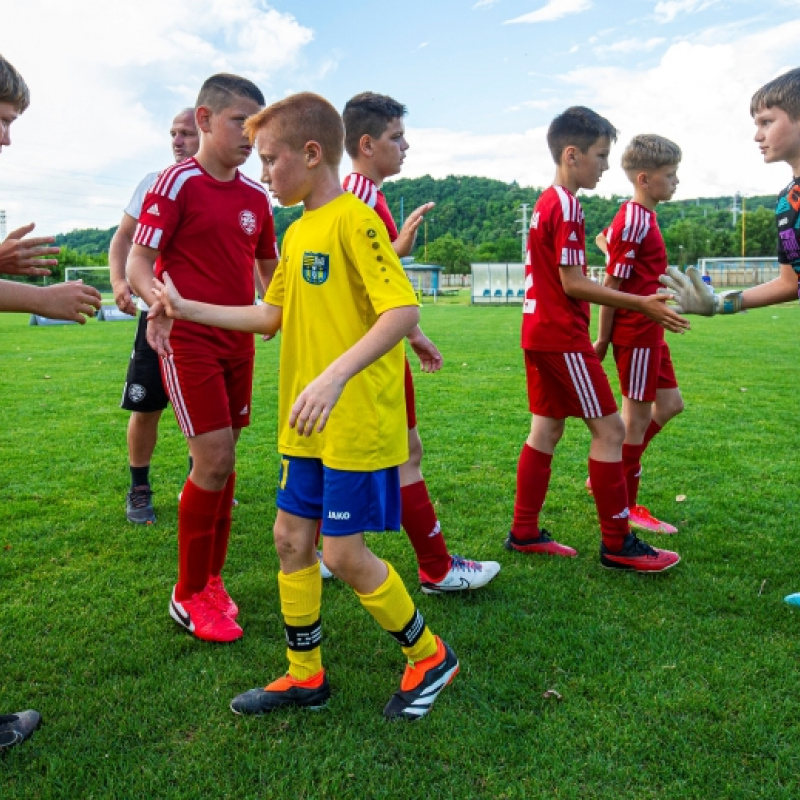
[
  {"xmin": 0, "ymin": 0, "xmax": 315, "ymax": 233},
  {"xmin": 396, "ymin": 20, "xmax": 800, "ymax": 202},
  {"xmin": 594, "ymin": 37, "xmax": 666, "ymax": 55},
  {"xmin": 473, "ymin": 0, "xmax": 501, "ymax": 7},
  {"xmin": 654, "ymin": 0, "xmax": 721, "ymax": 24},
  {"xmin": 505, "ymin": 0, "xmax": 591, "ymax": 25}
]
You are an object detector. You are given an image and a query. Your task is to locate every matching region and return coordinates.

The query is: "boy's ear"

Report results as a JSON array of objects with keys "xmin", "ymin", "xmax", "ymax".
[
  {"xmin": 304, "ymin": 141, "xmax": 323, "ymax": 168},
  {"xmin": 358, "ymin": 133, "xmax": 374, "ymax": 158},
  {"xmin": 196, "ymin": 105, "xmax": 213, "ymax": 134},
  {"xmin": 637, "ymin": 171, "xmax": 649, "ymax": 188},
  {"xmin": 563, "ymin": 145, "xmax": 578, "ymax": 166}
]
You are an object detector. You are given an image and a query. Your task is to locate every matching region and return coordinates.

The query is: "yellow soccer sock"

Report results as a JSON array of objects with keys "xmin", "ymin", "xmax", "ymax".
[
  {"xmin": 279, "ymin": 561, "xmax": 322, "ymax": 681},
  {"xmin": 357, "ymin": 561, "xmax": 437, "ymax": 664}
]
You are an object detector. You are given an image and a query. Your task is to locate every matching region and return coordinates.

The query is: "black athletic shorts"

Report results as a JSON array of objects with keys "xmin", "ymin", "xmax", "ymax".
[{"xmin": 120, "ymin": 313, "xmax": 169, "ymax": 413}]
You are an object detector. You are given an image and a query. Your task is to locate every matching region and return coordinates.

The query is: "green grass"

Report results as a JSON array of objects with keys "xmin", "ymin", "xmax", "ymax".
[{"xmin": 2, "ymin": 303, "xmax": 800, "ymax": 799}]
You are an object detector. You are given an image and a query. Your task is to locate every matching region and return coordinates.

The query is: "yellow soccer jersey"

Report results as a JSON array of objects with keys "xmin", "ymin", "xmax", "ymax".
[{"xmin": 265, "ymin": 191, "xmax": 418, "ymax": 471}]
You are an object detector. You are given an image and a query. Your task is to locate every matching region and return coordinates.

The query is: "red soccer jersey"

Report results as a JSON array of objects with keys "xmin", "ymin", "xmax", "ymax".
[
  {"xmin": 604, "ymin": 201, "xmax": 666, "ymax": 347},
  {"xmin": 134, "ymin": 158, "xmax": 278, "ymax": 355},
  {"xmin": 521, "ymin": 185, "xmax": 590, "ymax": 352},
  {"xmin": 343, "ymin": 172, "xmax": 399, "ymax": 241}
]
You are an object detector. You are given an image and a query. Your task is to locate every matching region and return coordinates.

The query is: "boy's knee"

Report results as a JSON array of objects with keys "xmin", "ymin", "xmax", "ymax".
[{"xmin": 406, "ymin": 429, "xmax": 423, "ymax": 468}]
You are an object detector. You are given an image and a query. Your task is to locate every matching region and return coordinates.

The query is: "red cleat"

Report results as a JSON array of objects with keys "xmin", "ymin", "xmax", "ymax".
[
  {"xmin": 600, "ymin": 534, "xmax": 680, "ymax": 573},
  {"xmin": 504, "ymin": 530, "xmax": 578, "ymax": 558}
]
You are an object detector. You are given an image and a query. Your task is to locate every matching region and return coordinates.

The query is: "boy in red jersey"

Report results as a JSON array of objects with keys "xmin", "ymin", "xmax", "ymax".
[
  {"xmin": 0, "ymin": 52, "xmax": 100, "ymax": 753},
  {"xmin": 153, "ymin": 92, "xmax": 458, "ymax": 720},
  {"xmin": 342, "ymin": 91, "xmax": 500, "ymax": 594},
  {"xmin": 127, "ymin": 74, "xmax": 279, "ymax": 643},
  {"xmin": 593, "ymin": 135, "xmax": 685, "ymax": 535},
  {"xmin": 506, "ymin": 106, "xmax": 687, "ymax": 572},
  {"xmin": 111, "ymin": 108, "xmax": 199, "ymax": 526}
]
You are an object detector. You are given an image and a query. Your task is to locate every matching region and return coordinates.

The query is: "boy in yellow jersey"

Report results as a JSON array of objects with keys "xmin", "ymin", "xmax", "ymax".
[{"xmin": 153, "ymin": 92, "xmax": 458, "ymax": 720}]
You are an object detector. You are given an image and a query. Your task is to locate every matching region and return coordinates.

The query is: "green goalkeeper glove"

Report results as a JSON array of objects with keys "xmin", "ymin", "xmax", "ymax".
[{"xmin": 658, "ymin": 266, "xmax": 743, "ymax": 316}]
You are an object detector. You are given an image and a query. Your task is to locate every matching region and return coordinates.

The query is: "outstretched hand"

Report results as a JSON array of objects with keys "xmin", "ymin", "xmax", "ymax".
[
  {"xmin": 639, "ymin": 292, "xmax": 691, "ymax": 333},
  {"xmin": 151, "ymin": 272, "xmax": 184, "ymax": 319},
  {"xmin": 394, "ymin": 202, "xmax": 435, "ymax": 258},
  {"xmin": 0, "ymin": 223, "xmax": 60, "ymax": 276},
  {"xmin": 40, "ymin": 281, "xmax": 102, "ymax": 323},
  {"xmin": 658, "ymin": 266, "xmax": 716, "ymax": 316}
]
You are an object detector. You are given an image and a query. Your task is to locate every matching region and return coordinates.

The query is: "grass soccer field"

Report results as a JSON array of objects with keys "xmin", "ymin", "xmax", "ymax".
[{"xmin": 2, "ymin": 302, "xmax": 800, "ymax": 799}]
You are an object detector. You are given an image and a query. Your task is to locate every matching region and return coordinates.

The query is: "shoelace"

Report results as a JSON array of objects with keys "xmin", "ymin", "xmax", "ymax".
[
  {"xmin": 450, "ymin": 555, "xmax": 482, "ymax": 573},
  {"xmin": 129, "ymin": 486, "xmax": 152, "ymax": 509}
]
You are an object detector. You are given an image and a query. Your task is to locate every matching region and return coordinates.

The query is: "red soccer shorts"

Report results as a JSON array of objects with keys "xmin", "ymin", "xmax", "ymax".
[
  {"xmin": 404, "ymin": 356, "xmax": 417, "ymax": 430},
  {"xmin": 613, "ymin": 342, "xmax": 678, "ymax": 403},
  {"xmin": 160, "ymin": 349, "xmax": 254, "ymax": 437},
  {"xmin": 525, "ymin": 349, "xmax": 617, "ymax": 419}
]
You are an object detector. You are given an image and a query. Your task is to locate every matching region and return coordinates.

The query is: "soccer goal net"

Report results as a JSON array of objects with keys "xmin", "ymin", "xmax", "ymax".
[{"xmin": 64, "ymin": 266, "xmax": 112, "ymax": 294}]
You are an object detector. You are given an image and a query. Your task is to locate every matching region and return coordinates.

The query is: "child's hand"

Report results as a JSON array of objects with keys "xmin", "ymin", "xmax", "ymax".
[
  {"xmin": 407, "ymin": 328, "xmax": 443, "ymax": 373},
  {"xmin": 639, "ymin": 292, "xmax": 691, "ymax": 333},
  {"xmin": 151, "ymin": 272, "xmax": 184, "ymax": 319},
  {"xmin": 289, "ymin": 370, "xmax": 347, "ymax": 436}
]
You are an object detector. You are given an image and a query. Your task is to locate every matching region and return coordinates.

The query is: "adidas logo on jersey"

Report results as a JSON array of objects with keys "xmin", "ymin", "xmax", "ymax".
[
  {"xmin": 531, "ymin": 211, "xmax": 540, "ymax": 229},
  {"xmin": 568, "ymin": 232, "xmax": 578, "ymax": 241},
  {"xmin": 626, "ymin": 249, "xmax": 636, "ymax": 258},
  {"xmin": 239, "ymin": 404, "xmax": 249, "ymax": 415},
  {"xmin": 146, "ymin": 203, "xmax": 160, "ymax": 217}
]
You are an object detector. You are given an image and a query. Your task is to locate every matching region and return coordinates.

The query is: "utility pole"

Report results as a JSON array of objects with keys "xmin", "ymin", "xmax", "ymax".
[
  {"xmin": 0, "ymin": 210, "xmax": 6, "ymax": 242},
  {"xmin": 732, "ymin": 192, "xmax": 741, "ymax": 227},
  {"xmin": 517, "ymin": 203, "xmax": 530, "ymax": 260}
]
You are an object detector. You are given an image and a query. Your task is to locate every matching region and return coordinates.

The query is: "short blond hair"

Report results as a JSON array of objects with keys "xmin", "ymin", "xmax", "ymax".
[
  {"xmin": 621, "ymin": 134, "xmax": 681, "ymax": 174},
  {"xmin": 751, "ymin": 68, "xmax": 800, "ymax": 120},
  {"xmin": 244, "ymin": 92, "xmax": 343, "ymax": 167},
  {"xmin": 0, "ymin": 53, "xmax": 29, "ymax": 113}
]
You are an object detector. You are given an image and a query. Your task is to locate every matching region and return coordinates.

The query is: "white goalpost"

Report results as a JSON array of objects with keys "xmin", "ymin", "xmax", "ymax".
[{"xmin": 64, "ymin": 265, "xmax": 112, "ymax": 294}]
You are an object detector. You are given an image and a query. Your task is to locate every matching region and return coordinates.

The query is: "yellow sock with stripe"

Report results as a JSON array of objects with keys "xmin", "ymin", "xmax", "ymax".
[
  {"xmin": 357, "ymin": 561, "xmax": 437, "ymax": 664},
  {"xmin": 278, "ymin": 562, "xmax": 322, "ymax": 681}
]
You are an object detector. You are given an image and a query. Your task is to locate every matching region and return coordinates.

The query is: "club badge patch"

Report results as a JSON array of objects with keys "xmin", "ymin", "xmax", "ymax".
[
  {"xmin": 302, "ymin": 252, "xmax": 330, "ymax": 285},
  {"xmin": 239, "ymin": 209, "xmax": 257, "ymax": 235},
  {"xmin": 128, "ymin": 384, "xmax": 147, "ymax": 403}
]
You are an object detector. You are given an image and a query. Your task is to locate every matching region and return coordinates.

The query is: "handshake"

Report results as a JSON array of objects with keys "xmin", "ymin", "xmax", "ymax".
[{"xmin": 659, "ymin": 266, "xmax": 743, "ymax": 316}]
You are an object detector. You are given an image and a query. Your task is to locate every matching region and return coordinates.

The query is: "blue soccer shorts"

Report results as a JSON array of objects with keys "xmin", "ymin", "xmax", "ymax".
[{"xmin": 276, "ymin": 455, "xmax": 401, "ymax": 536}]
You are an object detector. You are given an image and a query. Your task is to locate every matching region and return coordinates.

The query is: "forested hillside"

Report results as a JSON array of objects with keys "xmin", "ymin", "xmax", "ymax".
[{"xmin": 50, "ymin": 176, "xmax": 779, "ymax": 274}]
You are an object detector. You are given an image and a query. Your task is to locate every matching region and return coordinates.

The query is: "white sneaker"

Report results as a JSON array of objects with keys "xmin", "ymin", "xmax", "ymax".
[
  {"xmin": 419, "ymin": 555, "xmax": 501, "ymax": 595},
  {"xmin": 317, "ymin": 550, "xmax": 334, "ymax": 580}
]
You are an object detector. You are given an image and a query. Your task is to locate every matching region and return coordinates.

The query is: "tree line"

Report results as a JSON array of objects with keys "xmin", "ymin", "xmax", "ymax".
[{"xmin": 45, "ymin": 176, "xmax": 780, "ymax": 276}]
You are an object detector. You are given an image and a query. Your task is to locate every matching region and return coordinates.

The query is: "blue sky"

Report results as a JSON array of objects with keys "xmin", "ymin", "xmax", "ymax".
[{"xmin": 2, "ymin": 0, "xmax": 800, "ymax": 234}]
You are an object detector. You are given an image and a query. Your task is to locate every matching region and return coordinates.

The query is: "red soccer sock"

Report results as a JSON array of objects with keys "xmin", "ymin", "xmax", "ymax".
[
  {"xmin": 621, "ymin": 443, "xmax": 645, "ymax": 509},
  {"xmin": 588, "ymin": 458, "xmax": 629, "ymax": 552},
  {"xmin": 210, "ymin": 472, "xmax": 236, "ymax": 577},
  {"xmin": 511, "ymin": 445, "xmax": 552, "ymax": 540},
  {"xmin": 401, "ymin": 480, "xmax": 451, "ymax": 581},
  {"xmin": 642, "ymin": 419, "xmax": 662, "ymax": 448},
  {"xmin": 175, "ymin": 478, "xmax": 224, "ymax": 601}
]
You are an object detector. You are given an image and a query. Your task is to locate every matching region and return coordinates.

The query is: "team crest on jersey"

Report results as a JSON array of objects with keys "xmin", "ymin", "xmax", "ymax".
[
  {"xmin": 789, "ymin": 185, "xmax": 800, "ymax": 211},
  {"xmin": 531, "ymin": 211, "xmax": 540, "ymax": 229},
  {"xmin": 302, "ymin": 252, "xmax": 330, "ymax": 285},
  {"xmin": 239, "ymin": 209, "xmax": 257, "ymax": 235}
]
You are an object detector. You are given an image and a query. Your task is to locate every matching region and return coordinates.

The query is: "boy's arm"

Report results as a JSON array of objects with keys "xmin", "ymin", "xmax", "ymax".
[
  {"xmin": 127, "ymin": 244, "xmax": 174, "ymax": 355},
  {"xmin": 153, "ymin": 272, "xmax": 283, "ymax": 336},
  {"xmin": 741, "ymin": 264, "xmax": 798, "ymax": 309},
  {"xmin": 0, "ymin": 278, "xmax": 101, "ymax": 322},
  {"xmin": 291, "ymin": 305, "xmax": 421, "ymax": 436},
  {"xmin": 109, "ymin": 214, "xmax": 139, "ymax": 316},
  {"xmin": 594, "ymin": 274, "xmax": 622, "ymax": 361},
  {"xmin": 393, "ymin": 202, "xmax": 435, "ymax": 259},
  {"xmin": 560, "ymin": 265, "xmax": 690, "ymax": 333}
]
